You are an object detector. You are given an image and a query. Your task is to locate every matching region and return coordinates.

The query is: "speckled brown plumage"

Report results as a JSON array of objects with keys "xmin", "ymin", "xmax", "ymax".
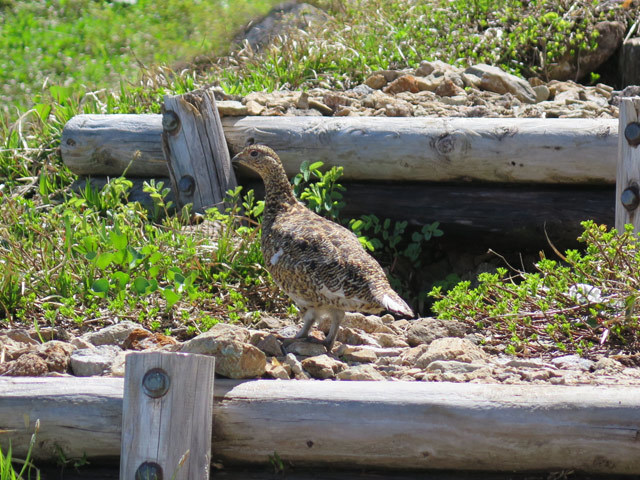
[{"xmin": 232, "ymin": 144, "xmax": 413, "ymax": 349}]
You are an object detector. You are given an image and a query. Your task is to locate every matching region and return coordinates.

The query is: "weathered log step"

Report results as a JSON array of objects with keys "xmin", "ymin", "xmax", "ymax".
[
  {"xmin": 61, "ymin": 115, "xmax": 618, "ymax": 184},
  {"xmin": 2, "ymin": 378, "xmax": 639, "ymax": 474}
]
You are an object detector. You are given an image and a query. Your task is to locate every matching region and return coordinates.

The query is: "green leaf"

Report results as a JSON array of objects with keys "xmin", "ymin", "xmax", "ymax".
[
  {"xmin": 132, "ymin": 277, "xmax": 150, "ymax": 294},
  {"xmin": 109, "ymin": 231, "xmax": 128, "ymax": 251},
  {"xmin": 91, "ymin": 278, "xmax": 110, "ymax": 294},
  {"xmin": 162, "ymin": 288, "xmax": 180, "ymax": 309},
  {"xmin": 95, "ymin": 252, "xmax": 115, "ymax": 270},
  {"xmin": 111, "ymin": 271, "xmax": 130, "ymax": 290}
]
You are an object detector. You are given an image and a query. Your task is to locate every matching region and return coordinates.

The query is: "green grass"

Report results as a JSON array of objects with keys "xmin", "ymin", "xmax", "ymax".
[{"xmin": 0, "ymin": 0, "xmax": 281, "ymax": 118}]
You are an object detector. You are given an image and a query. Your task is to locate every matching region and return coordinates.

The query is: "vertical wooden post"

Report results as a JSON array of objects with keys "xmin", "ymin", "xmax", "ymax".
[
  {"xmin": 162, "ymin": 89, "xmax": 238, "ymax": 213},
  {"xmin": 616, "ymin": 97, "xmax": 640, "ymax": 233},
  {"xmin": 119, "ymin": 352, "xmax": 215, "ymax": 480}
]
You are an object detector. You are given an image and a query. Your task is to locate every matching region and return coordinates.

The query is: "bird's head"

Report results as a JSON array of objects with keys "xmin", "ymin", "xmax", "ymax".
[{"xmin": 231, "ymin": 144, "xmax": 283, "ymax": 179}]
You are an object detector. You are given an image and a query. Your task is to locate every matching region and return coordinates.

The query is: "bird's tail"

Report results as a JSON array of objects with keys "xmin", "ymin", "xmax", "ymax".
[{"xmin": 378, "ymin": 291, "xmax": 414, "ymax": 318}]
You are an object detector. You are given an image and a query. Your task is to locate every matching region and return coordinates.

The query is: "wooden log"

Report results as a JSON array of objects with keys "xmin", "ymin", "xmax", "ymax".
[
  {"xmin": 1, "ymin": 378, "xmax": 640, "ymax": 474},
  {"xmin": 119, "ymin": 352, "xmax": 215, "ymax": 480},
  {"xmin": 70, "ymin": 177, "xmax": 613, "ymax": 246},
  {"xmin": 615, "ymin": 97, "xmax": 640, "ymax": 232},
  {"xmin": 61, "ymin": 115, "xmax": 619, "ymax": 184},
  {"xmin": 620, "ymin": 37, "xmax": 640, "ymax": 88},
  {"xmin": 162, "ymin": 90, "xmax": 237, "ymax": 212}
]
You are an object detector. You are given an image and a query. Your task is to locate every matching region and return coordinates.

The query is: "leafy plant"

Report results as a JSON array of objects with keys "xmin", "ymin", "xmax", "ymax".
[
  {"xmin": 430, "ymin": 221, "xmax": 640, "ymax": 357},
  {"xmin": 292, "ymin": 160, "xmax": 345, "ymax": 221},
  {"xmin": 0, "ymin": 420, "xmax": 41, "ymax": 480}
]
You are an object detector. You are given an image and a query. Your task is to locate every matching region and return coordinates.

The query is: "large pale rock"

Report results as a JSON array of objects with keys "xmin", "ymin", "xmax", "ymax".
[
  {"xmin": 284, "ymin": 353, "xmax": 310, "ymax": 379},
  {"xmin": 80, "ymin": 321, "xmax": 144, "ymax": 347},
  {"xmin": 415, "ymin": 337, "xmax": 487, "ymax": 369},
  {"xmin": 0, "ymin": 353, "xmax": 48, "ymax": 376},
  {"xmin": 301, "ymin": 354, "xmax": 346, "ymax": 379},
  {"xmin": 465, "ymin": 64, "xmax": 536, "ymax": 104},
  {"xmin": 340, "ymin": 346, "xmax": 378, "ymax": 364},
  {"xmin": 257, "ymin": 334, "xmax": 284, "ymax": 357},
  {"xmin": 36, "ymin": 341, "xmax": 76, "ymax": 373},
  {"xmin": 217, "ymin": 100, "xmax": 247, "ymax": 117},
  {"xmin": 180, "ymin": 324, "xmax": 265, "ymax": 378},
  {"xmin": 71, "ymin": 345, "xmax": 122, "ymax": 377},
  {"xmin": 285, "ymin": 340, "xmax": 327, "ymax": 357},
  {"xmin": 406, "ymin": 318, "xmax": 466, "ymax": 347},
  {"xmin": 337, "ymin": 364, "xmax": 385, "ymax": 381}
]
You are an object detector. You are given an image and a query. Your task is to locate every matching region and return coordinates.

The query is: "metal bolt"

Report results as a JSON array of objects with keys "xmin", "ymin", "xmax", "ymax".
[
  {"xmin": 135, "ymin": 461, "xmax": 163, "ymax": 480},
  {"xmin": 621, "ymin": 185, "xmax": 640, "ymax": 212},
  {"xmin": 178, "ymin": 175, "xmax": 195, "ymax": 195},
  {"xmin": 624, "ymin": 122, "xmax": 640, "ymax": 147},
  {"xmin": 162, "ymin": 110, "xmax": 180, "ymax": 134},
  {"xmin": 142, "ymin": 368, "xmax": 170, "ymax": 398}
]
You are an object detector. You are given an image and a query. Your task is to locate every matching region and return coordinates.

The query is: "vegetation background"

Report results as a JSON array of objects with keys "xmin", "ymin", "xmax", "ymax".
[{"xmin": 1, "ymin": 0, "xmax": 639, "ymax": 365}]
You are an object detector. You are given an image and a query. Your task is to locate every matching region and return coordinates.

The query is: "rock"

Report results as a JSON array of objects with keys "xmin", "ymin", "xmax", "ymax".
[
  {"xmin": 373, "ymin": 69, "xmax": 403, "ymax": 82},
  {"xmin": 594, "ymin": 357, "xmax": 624, "ymax": 374},
  {"xmin": 217, "ymin": 100, "xmax": 247, "ymax": 117},
  {"xmin": 254, "ymin": 315, "xmax": 282, "ymax": 330},
  {"xmin": 415, "ymin": 60, "xmax": 460, "ymax": 77},
  {"xmin": 257, "ymin": 334, "xmax": 284, "ymax": 357},
  {"xmin": 122, "ymin": 329, "xmax": 178, "ymax": 351},
  {"xmin": 284, "ymin": 353, "xmax": 310, "ymax": 379},
  {"xmin": 425, "ymin": 360, "xmax": 486, "ymax": 374},
  {"xmin": 323, "ymin": 93, "xmax": 351, "ymax": 111},
  {"xmin": 36, "ymin": 341, "xmax": 75, "ymax": 373},
  {"xmin": 0, "ymin": 353, "xmax": 48, "ymax": 376},
  {"xmin": 465, "ymin": 64, "xmax": 536, "ymax": 104},
  {"xmin": 246, "ymin": 100, "xmax": 265, "ymax": 115},
  {"xmin": 373, "ymin": 333, "xmax": 409, "ymax": 348},
  {"xmin": 383, "ymin": 98, "xmax": 413, "ymax": 117},
  {"xmin": 285, "ymin": 340, "xmax": 327, "ymax": 357},
  {"xmin": 365, "ymin": 74, "xmax": 387, "ymax": 90},
  {"xmin": 81, "ymin": 321, "xmax": 143, "ymax": 347},
  {"xmin": 70, "ymin": 345, "xmax": 122, "ymax": 377},
  {"xmin": 340, "ymin": 346, "xmax": 377, "ymax": 363},
  {"xmin": 70, "ymin": 336, "xmax": 94, "ymax": 349},
  {"xmin": 308, "ymin": 99, "xmax": 333, "ymax": 115},
  {"xmin": 415, "ymin": 337, "xmax": 487, "ymax": 368},
  {"xmin": 109, "ymin": 352, "xmax": 128, "ymax": 377},
  {"xmin": 337, "ymin": 364, "xmax": 385, "ymax": 381},
  {"xmin": 549, "ymin": 21, "xmax": 625, "ymax": 82},
  {"xmin": 551, "ymin": 355, "xmax": 595, "ymax": 372},
  {"xmin": 406, "ymin": 318, "xmax": 465, "ymax": 347},
  {"xmin": 180, "ymin": 325, "xmax": 265, "ymax": 378},
  {"xmin": 415, "ymin": 75, "xmax": 445, "ymax": 92},
  {"xmin": 336, "ymin": 327, "xmax": 381, "ymax": 347},
  {"xmin": 384, "ymin": 75, "xmax": 420, "ymax": 94},
  {"xmin": 301, "ymin": 354, "xmax": 346, "ymax": 379},
  {"xmin": 533, "ymin": 85, "xmax": 550, "ymax": 103},
  {"xmin": 435, "ymin": 78, "xmax": 466, "ymax": 97},
  {"xmin": 4, "ymin": 329, "xmax": 38, "ymax": 345},
  {"xmin": 265, "ymin": 362, "xmax": 290, "ymax": 380},
  {"xmin": 610, "ymin": 85, "xmax": 640, "ymax": 107},
  {"xmin": 338, "ymin": 313, "xmax": 385, "ymax": 334}
]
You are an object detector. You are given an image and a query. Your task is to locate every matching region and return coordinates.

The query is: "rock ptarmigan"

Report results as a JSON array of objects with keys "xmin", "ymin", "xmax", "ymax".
[{"xmin": 232, "ymin": 145, "xmax": 413, "ymax": 350}]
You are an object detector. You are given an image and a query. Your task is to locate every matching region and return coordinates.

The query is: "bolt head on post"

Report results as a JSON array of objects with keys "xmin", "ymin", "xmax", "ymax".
[
  {"xmin": 162, "ymin": 110, "xmax": 180, "ymax": 135},
  {"xmin": 621, "ymin": 185, "xmax": 640, "ymax": 212},
  {"xmin": 178, "ymin": 175, "xmax": 196, "ymax": 195},
  {"xmin": 142, "ymin": 368, "xmax": 170, "ymax": 398},
  {"xmin": 135, "ymin": 461, "xmax": 163, "ymax": 480},
  {"xmin": 624, "ymin": 122, "xmax": 640, "ymax": 147}
]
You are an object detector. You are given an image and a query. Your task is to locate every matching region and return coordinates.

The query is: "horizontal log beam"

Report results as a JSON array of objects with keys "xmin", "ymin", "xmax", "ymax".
[
  {"xmin": 61, "ymin": 115, "xmax": 619, "ymax": 184},
  {"xmin": 2, "ymin": 378, "xmax": 639, "ymax": 474}
]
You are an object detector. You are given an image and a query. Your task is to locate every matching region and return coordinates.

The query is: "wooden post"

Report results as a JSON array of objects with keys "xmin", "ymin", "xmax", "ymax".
[
  {"xmin": 162, "ymin": 89, "xmax": 237, "ymax": 213},
  {"xmin": 615, "ymin": 97, "xmax": 640, "ymax": 233},
  {"xmin": 119, "ymin": 352, "xmax": 215, "ymax": 480}
]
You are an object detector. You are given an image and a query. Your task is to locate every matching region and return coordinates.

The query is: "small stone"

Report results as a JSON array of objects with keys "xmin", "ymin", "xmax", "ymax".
[
  {"xmin": 384, "ymin": 99, "xmax": 413, "ymax": 117},
  {"xmin": 435, "ymin": 79, "xmax": 465, "ymax": 97},
  {"xmin": 37, "ymin": 341, "xmax": 75, "ymax": 373},
  {"xmin": 296, "ymin": 92, "xmax": 309, "ymax": 109},
  {"xmin": 109, "ymin": 351, "xmax": 128, "ymax": 377},
  {"xmin": 5, "ymin": 329, "xmax": 38, "ymax": 345},
  {"xmin": 122, "ymin": 329, "xmax": 178, "ymax": 351},
  {"xmin": 284, "ymin": 353, "xmax": 310, "ymax": 379},
  {"xmin": 217, "ymin": 100, "xmax": 248, "ymax": 116},
  {"xmin": 265, "ymin": 363, "xmax": 290, "ymax": 380},
  {"xmin": 337, "ymin": 327, "xmax": 381, "ymax": 347},
  {"xmin": 406, "ymin": 318, "xmax": 465, "ymax": 347},
  {"xmin": 461, "ymin": 72, "xmax": 482, "ymax": 89},
  {"xmin": 323, "ymin": 93, "xmax": 351, "ymax": 111},
  {"xmin": 246, "ymin": 100, "xmax": 265, "ymax": 115},
  {"xmin": 373, "ymin": 333, "xmax": 409, "ymax": 348},
  {"xmin": 70, "ymin": 337, "xmax": 94, "ymax": 349},
  {"xmin": 415, "ymin": 337, "xmax": 487, "ymax": 368},
  {"xmin": 373, "ymin": 69, "xmax": 403, "ymax": 82},
  {"xmin": 551, "ymin": 355, "xmax": 595, "ymax": 372},
  {"xmin": 181, "ymin": 326, "xmax": 265, "ymax": 378},
  {"xmin": 285, "ymin": 340, "xmax": 327, "ymax": 357},
  {"xmin": 465, "ymin": 64, "xmax": 536, "ymax": 104},
  {"xmin": 308, "ymin": 99, "xmax": 333, "ymax": 116},
  {"xmin": 0, "ymin": 353, "xmax": 48, "ymax": 376},
  {"xmin": 255, "ymin": 315, "xmax": 282, "ymax": 330},
  {"xmin": 340, "ymin": 346, "xmax": 377, "ymax": 364},
  {"xmin": 384, "ymin": 75, "xmax": 420, "ymax": 94},
  {"xmin": 594, "ymin": 357, "xmax": 624, "ymax": 374},
  {"xmin": 425, "ymin": 360, "xmax": 485, "ymax": 374},
  {"xmin": 302, "ymin": 354, "xmax": 346, "ymax": 379},
  {"xmin": 257, "ymin": 334, "xmax": 284, "ymax": 357},
  {"xmin": 340, "ymin": 313, "xmax": 384, "ymax": 333},
  {"xmin": 81, "ymin": 321, "xmax": 143, "ymax": 347},
  {"xmin": 337, "ymin": 364, "xmax": 385, "ymax": 381},
  {"xmin": 70, "ymin": 345, "xmax": 122, "ymax": 377}
]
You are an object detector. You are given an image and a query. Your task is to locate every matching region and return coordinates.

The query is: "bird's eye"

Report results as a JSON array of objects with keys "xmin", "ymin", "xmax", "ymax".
[{"xmin": 250, "ymin": 150, "xmax": 259, "ymax": 157}]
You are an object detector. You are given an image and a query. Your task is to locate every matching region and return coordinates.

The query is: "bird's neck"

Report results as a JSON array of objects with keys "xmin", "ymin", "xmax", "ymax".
[{"xmin": 262, "ymin": 163, "xmax": 297, "ymax": 222}]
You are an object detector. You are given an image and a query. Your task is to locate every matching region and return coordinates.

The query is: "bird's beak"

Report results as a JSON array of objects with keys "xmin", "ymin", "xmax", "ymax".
[{"xmin": 231, "ymin": 152, "xmax": 243, "ymax": 165}]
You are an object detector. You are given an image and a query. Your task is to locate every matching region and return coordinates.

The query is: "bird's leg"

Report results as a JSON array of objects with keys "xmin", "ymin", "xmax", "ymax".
[
  {"xmin": 294, "ymin": 308, "xmax": 315, "ymax": 340},
  {"xmin": 323, "ymin": 310, "xmax": 345, "ymax": 351}
]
